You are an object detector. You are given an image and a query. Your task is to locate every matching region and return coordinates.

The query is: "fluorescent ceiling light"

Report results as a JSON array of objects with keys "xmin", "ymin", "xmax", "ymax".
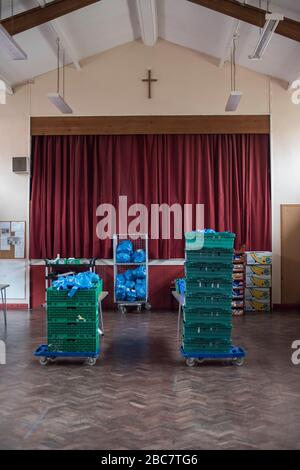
[
  {"xmin": 225, "ymin": 91, "xmax": 243, "ymax": 112},
  {"xmin": 249, "ymin": 13, "xmax": 284, "ymax": 60},
  {"xmin": 0, "ymin": 23, "xmax": 27, "ymax": 60},
  {"xmin": 48, "ymin": 93, "xmax": 73, "ymax": 114}
]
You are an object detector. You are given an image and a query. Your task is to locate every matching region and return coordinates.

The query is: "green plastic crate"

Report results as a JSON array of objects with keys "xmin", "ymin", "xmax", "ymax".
[
  {"xmin": 183, "ymin": 305, "xmax": 232, "ymax": 315},
  {"xmin": 183, "ymin": 323, "xmax": 232, "ymax": 340},
  {"xmin": 183, "ymin": 311, "xmax": 232, "ymax": 326},
  {"xmin": 47, "ymin": 305, "xmax": 98, "ymax": 323},
  {"xmin": 185, "ymin": 293, "xmax": 232, "ymax": 309},
  {"xmin": 47, "ymin": 282, "xmax": 102, "ymax": 307},
  {"xmin": 185, "ymin": 250, "xmax": 233, "ymax": 264},
  {"xmin": 185, "ymin": 279, "xmax": 232, "ymax": 296},
  {"xmin": 185, "ymin": 264, "xmax": 233, "ymax": 280},
  {"xmin": 185, "ymin": 232, "xmax": 235, "ymax": 251},
  {"xmin": 48, "ymin": 321, "xmax": 98, "ymax": 338},
  {"xmin": 48, "ymin": 336, "xmax": 99, "ymax": 353},
  {"xmin": 182, "ymin": 339, "xmax": 232, "ymax": 353}
]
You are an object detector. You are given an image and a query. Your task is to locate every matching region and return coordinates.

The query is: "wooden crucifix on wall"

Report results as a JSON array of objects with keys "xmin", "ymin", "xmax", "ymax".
[{"xmin": 142, "ymin": 69, "xmax": 158, "ymax": 99}]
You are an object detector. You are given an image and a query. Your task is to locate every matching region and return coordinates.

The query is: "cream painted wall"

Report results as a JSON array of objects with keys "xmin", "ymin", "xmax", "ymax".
[
  {"xmin": 0, "ymin": 39, "xmax": 297, "ymax": 304},
  {"xmin": 30, "ymin": 40, "xmax": 270, "ymax": 116},
  {"xmin": 0, "ymin": 85, "xmax": 30, "ymax": 303},
  {"xmin": 270, "ymin": 79, "xmax": 300, "ymax": 304}
]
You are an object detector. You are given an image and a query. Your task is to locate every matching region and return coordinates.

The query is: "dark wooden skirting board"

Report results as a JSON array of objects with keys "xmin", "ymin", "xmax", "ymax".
[
  {"xmin": 273, "ymin": 304, "xmax": 300, "ymax": 310},
  {"xmin": 31, "ymin": 115, "xmax": 270, "ymax": 136}
]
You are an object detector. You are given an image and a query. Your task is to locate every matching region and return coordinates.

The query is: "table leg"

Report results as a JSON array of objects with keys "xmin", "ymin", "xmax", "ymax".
[
  {"xmin": 1, "ymin": 289, "xmax": 7, "ymax": 329},
  {"xmin": 98, "ymin": 300, "xmax": 104, "ymax": 336},
  {"xmin": 177, "ymin": 302, "xmax": 182, "ymax": 340}
]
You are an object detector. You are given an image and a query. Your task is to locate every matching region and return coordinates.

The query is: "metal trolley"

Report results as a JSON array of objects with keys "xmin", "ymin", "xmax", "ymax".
[{"xmin": 113, "ymin": 234, "xmax": 151, "ymax": 314}]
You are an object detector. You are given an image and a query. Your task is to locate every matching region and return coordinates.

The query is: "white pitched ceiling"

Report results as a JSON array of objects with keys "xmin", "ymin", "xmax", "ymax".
[{"xmin": 1, "ymin": 0, "xmax": 300, "ymax": 88}]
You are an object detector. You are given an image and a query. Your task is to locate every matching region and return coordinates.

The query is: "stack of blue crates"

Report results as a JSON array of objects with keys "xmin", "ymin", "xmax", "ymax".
[{"xmin": 183, "ymin": 231, "xmax": 235, "ymax": 354}]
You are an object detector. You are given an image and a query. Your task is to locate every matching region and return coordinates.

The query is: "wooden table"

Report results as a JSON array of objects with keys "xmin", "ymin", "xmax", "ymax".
[
  {"xmin": 98, "ymin": 291, "xmax": 108, "ymax": 336},
  {"xmin": 0, "ymin": 284, "xmax": 10, "ymax": 329},
  {"xmin": 172, "ymin": 291, "xmax": 185, "ymax": 340}
]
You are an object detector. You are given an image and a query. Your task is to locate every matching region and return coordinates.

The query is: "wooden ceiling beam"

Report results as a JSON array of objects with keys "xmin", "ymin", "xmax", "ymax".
[
  {"xmin": 187, "ymin": 0, "xmax": 300, "ymax": 44},
  {"xmin": 0, "ymin": 0, "xmax": 101, "ymax": 36}
]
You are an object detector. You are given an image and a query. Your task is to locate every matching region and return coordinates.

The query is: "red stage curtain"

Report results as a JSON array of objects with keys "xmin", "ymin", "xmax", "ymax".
[{"xmin": 30, "ymin": 134, "xmax": 271, "ymax": 259}]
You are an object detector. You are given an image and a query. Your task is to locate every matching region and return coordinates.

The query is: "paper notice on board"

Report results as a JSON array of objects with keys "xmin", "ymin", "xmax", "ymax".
[
  {"xmin": 0, "ymin": 221, "xmax": 10, "ymax": 236},
  {"xmin": 13, "ymin": 231, "xmax": 25, "ymax": 258},
  {"xmin": 14, "ymin": 242, "xmax": 25, "ymax": 259},
  {"xmin": 11, "ymin": 222, "xmax": 25, "ymax": 233},
  {"xmin": 0, "ymin": 236, "xmax": 10, "ymax": 251}
]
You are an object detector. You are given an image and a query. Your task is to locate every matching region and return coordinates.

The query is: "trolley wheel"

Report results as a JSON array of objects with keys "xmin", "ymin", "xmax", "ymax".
[
  {"xmin": 145, "ymin": 302, "xmax": 151, "ymax": 311},
  {"xmin": 121, "ymin": 306, "xmax": 127, "ymax": 314},
  {"xmin": 196, "ymin": 358, "xmax": 205, "ymax": 364},
  {"xmin": 86, "ymin": 357, "xmax": 97, "ymax": 366},
  {"xmin": 185, "ymin": 358, "xmax": 196, "ymax": 367},
  {"xmin": 49, "ymin": 357, "xmax": 57, "ymax": 363},
  {"xmin": 137, "ymin": 305, "xmax": 142, "ymax": 313},
  {"xmin": 232, "ymin": 357, "xmax": 245, "ymax": 367},
  {"xmin": 39, "ymin": 357, "xmax": 49, "ymax": 366}
]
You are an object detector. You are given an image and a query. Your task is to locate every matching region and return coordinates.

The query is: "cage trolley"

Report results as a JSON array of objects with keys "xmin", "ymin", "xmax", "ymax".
[
  {"xmin": 113, "ymin": 234, "xmax": 151, "ymax": 314},
  {"xmin": 180, "ymin": 345, "xmax": 246, "ymax": 368},
  {"xmin": 34, "ymin": 344, "xmax": 99, "ymax": 366}
]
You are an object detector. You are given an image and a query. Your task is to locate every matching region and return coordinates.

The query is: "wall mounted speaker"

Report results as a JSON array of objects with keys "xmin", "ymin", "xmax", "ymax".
[{"xmin": 12, "ymin": 157, "xmax": 29, "ymax": 174}]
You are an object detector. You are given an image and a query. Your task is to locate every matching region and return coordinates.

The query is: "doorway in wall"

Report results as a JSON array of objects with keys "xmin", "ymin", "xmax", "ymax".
[{"xmin": 281, "ymin": 204, "xmax": 300, "ymax": 304}]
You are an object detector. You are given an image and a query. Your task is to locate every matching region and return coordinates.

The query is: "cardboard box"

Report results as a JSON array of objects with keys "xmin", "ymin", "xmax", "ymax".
[
  {"xmin": 245, "ymin": 288, "xmax": 270, "ymax": 301},
  {"xmin": 246, "ymin": 252, "xmax": 272, "ymax": 265},
  {"xmin": 246, "ymin": 265, "xmax": 271, "ymax": 279},
  {"xmin": 245, "ymin": 299, "xmax": 271, "ymax": 312},
  {"xmin": 246, "ymin": 275, "xmax": 272, "ymax": 288}
]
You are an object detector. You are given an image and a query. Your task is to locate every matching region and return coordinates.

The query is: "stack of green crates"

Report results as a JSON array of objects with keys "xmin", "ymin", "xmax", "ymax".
[
  {"xmin": 47, "ymin": 281, "xmax": 102, "ymax": 353},
  {"xmin": 183, "ymin": 231, "xmax": 235, "ymax": 354}
]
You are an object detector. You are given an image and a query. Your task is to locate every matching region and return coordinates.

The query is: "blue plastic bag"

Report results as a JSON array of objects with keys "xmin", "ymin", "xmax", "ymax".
[
  {"xmin": 51, "ymin": 271, "xmax": 101, "ymax": 298},
  {"xmin": 126, "ymin": 288, "xmax": 137, "ymax": 302},
  {"xmin": 117, "ymin": 240, "xmax": 133, "ymax": 255},
  {"xmin": 176, "ymin": 278, "xmax": 186, "ymax": 295},
  {"xmin": 125, "ymin": 280, "xmax": 135, "ymax": 289},
  {"xmin": 134, "ymin": 266, "xmax": 146, "ymax": 279},
  {"xmin": 132, "ymin": 249, "xmax": 146, "ymax": 263},
  {"xmin": 136, "ymin": 281, "xmax": 146, "ymax": 300},
  {"xmin": 116, "ymin": 285, "xmax": 126, "ymax": 300},
  {"xmin": 124, "ymin": 269, "xmax": 135, "ymax": 281},
  {"xmin": 116, "ymin": 252, "xmax": 131, "ymax": 263},
  {"xmin": 116, "ymin": 273, "xmax": 126, "ymax": 285}
]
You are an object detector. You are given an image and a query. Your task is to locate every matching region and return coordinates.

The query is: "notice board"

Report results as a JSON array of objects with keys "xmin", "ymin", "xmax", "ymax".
[{"xmin": 0, "ymin": 221, "xmax": 26, "ymax": 259}]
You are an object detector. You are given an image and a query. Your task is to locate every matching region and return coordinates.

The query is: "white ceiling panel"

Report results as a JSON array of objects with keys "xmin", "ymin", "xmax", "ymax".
[
  {"xmin": 53, "ymin": 0, "xmax": 139, "ymax": 60},
  {"xmin": 1, "ymin": 0, "xmax": 300, "ymax": 88},
  {"xmin": 158, "ymin": 0, "xmax": 235, "ymax": 60}
]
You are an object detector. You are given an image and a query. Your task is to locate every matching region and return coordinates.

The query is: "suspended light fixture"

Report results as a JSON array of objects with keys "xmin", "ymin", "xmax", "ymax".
[
  {"xmin": 249, "ymin": 12, "xmax": 283, "ymax": 60},
  {"xmin": 225, "ymin": 34, "xmax": 243, "ymax": 112},
  {"xmin": 0, "ymin": 0, "xmax": 27, "ymax": 60},
  {"xmin": 48, "ymin": 38, "xmax": 73, "ymax": 114}
]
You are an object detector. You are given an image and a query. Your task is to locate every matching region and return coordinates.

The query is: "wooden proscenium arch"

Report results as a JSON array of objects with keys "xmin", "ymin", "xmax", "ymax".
[{"xmin": 31, "ymin": 115, "xmax": 270, "ymax": 136}]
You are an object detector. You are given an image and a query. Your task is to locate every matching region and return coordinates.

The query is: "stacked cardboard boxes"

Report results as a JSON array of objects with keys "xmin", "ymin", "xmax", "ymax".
[
  {"xmin": 245, "ymin": 252, "xmax": 272, "ymax": 312},
  {"xmin": 232, "ymin": 250, "xmax": 245, "ymax": 316}
]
